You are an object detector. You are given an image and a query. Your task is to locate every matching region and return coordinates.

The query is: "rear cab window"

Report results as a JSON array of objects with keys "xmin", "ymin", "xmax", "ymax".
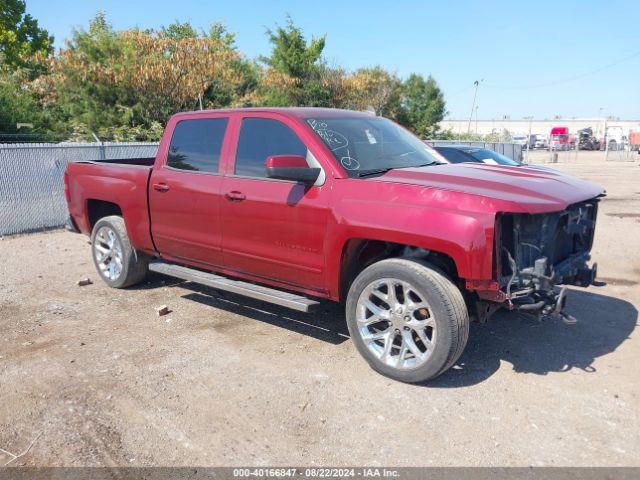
[{"xmin": 167, "ymin": 118, "xmax": 228, "ymax": 173}]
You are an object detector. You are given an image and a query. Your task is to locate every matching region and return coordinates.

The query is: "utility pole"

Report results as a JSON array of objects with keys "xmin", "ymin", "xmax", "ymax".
[
  {"xmin": 524, "ymin": 116, "xmax": 533, "ymax": 163},
  {"xmin": 467, "ymin": 79, "xmax": 483, "ymax": 134},
  {"xmin": 603, "ymin": 114, "xmax": 609, "ymax": 162}
]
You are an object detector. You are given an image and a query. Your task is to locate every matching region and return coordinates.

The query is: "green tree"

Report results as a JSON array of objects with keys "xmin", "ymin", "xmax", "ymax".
[
  {"xmin": 255, "ymin": 17, "xmax": 330, "ymax": 106},
  {"xmin": 0, "ymin": 68, "xmax": 38, "ymax": 132},
  {"xmin": 208, "ymin": 21, "xmax": 237, "ymax": 48},
  {"xmin": 0, "ymin": 0, "xmax": 53, "ymax": 70},
  {"xmin": 396, "ymin": 74, "xmax": 446, "ymax": 138},
  {"xmin": 159, "ymin": 21, "xmax": 198, "ymax": 41},
  {"xmin": 202, "ymin": 22, "xmax": 260, "ymax": 109},
  {"xmin": 262, "ymin": 16, "xmax": 325, "ymax": 79},
  {"xmin": 157, "ymin": 20, "xmax": 258, "ymax": 109},
  {"xmin": 343, "ymin": 66, "xmax": 402, "ymax": 116},
  {"xmin": 38, "ymin": 12, "xmax": 134, "ymax": 139},
  {"xmin": 0, "ymin": 63, "xmax": 62, "ymax": 138}
]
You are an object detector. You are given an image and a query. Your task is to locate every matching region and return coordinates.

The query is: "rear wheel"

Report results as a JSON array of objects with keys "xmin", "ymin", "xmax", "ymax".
[
  {"xmin": 91, "ymin": 215, "xmax": 148, "ymax": 288},
  {"xmin": 346, "ymin": 258, "xmax": 469, "ymax": 383}
]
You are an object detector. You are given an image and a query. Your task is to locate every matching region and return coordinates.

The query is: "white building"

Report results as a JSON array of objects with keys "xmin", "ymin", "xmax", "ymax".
[{"xmin": 439, "ymin": 118, "xmax": 640, "ymax": 138}]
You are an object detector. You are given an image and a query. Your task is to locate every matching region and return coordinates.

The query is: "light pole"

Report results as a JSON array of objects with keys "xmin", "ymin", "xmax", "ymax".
[
  {"xmin": 475, "ymin": 106, "xmax": 479, "ymax": 135},
  {"xmin": 467, "ymin": 79, "xmax": 483, "ymax": 134},
  {"xmin": 598, "ymin": 107, "xmax": 604, "ymax": 138}
]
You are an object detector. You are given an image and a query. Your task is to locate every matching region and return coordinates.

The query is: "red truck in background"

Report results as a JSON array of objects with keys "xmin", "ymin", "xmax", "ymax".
[
  {"xmin": 65, "ymin": 108, "xmax": 604, "ymax": 383},
  {"xmin": 629, "ymin": 131, "xmax": 640, "ymax": 151},
  {"xmin": 550, "ymin": 126, "xmax": 570, "ymax": 150}
]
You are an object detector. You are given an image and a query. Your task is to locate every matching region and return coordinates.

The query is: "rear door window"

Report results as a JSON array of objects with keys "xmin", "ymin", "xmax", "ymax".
[
  {"xmin": 167, "ymin": 118, "xmax": 228, "ymax": 173},
  {"xmin": 234, "ymin": 118, "xmax": 308, "ymax": 178}
]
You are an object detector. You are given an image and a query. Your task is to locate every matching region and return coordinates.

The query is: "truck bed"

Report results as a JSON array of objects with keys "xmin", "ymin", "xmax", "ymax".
[{"xmin": 66, "ymin": 160, "xmax": 155, "ymax": 252}]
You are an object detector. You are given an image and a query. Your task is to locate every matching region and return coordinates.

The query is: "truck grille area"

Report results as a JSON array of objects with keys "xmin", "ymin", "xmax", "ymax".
[{"xmin": 498, "ymin": 198, "xmax": 599, "ymax": 296}]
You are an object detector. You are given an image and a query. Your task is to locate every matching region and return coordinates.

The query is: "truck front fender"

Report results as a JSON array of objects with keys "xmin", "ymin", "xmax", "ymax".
[{"xmin": 325, "ymin": 196, "xmax": 496, "ymax": 300}]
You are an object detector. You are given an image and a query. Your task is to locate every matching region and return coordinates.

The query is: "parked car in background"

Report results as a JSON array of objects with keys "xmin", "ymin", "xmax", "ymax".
[
  {"xmin": 434, "ymin": 145, "xmax": 564, "ymax": 174},
  {"xmin": 512, "ymin": 135, "xmax": 537, "ymax": 150},
  {"xmin": 434, "ymin": 145, "xmax": 521, "ymax": 166},
  {"xmin": 65, "ymin": 107, "xmax": 603, "ymax": 383},
  {"xmin": 535, "ymin": 136, "xmax": 549, "ymax": 149},
  {"xmin": 512, "ymin": 135, "xmax": 528, "ymax": 148}
]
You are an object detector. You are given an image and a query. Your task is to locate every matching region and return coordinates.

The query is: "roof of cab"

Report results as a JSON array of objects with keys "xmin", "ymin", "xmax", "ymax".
[{"xmin": 171, "ymin": 107, "xmax": 375, "ymax": 120}]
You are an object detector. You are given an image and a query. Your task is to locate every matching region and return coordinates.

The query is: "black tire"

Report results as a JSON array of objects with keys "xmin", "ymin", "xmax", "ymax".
[
  {"xmin": 345, "ymin": 258, "xmax": 469, "ymax": 383},
  {"xmin": 90, "ymin": 215, "xmax": 149, "ymax": 288}
]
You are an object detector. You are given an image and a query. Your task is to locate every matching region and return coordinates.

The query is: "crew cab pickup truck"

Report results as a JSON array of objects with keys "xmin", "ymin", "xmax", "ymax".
[{"xmin": 65, "ymin": 108, "xmax": 604, "ymax": 383}]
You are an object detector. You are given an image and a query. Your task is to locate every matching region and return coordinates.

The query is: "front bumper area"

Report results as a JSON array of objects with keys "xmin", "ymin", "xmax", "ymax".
[
  {"xmin": 470, "ymin": 198, "xmax": 600, "ymax": 322},
  {"xmin": 505, "ymin": 253, "xmax": 597, "ymax": 316},
  {"xmin": 469, "ymin": 254, "xmax": 597, "ymax": 323}
]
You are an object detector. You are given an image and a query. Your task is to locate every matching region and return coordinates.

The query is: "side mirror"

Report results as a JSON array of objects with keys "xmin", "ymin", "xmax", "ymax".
[{"xmin": 265, "ymin": 155, "xmax": 320, "ymax": 185}]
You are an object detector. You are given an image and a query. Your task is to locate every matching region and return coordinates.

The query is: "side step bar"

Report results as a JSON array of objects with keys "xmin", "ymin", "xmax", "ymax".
[{"xmin": 149, "ymin": 262, "xmax": 320, "ymax": 313}]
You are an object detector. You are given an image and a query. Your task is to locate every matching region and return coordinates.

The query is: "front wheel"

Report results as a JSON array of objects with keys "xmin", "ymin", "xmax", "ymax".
[
  {"xmin": 91, "ymin": 215, "xmax": 149, "ymax": 288},
  {"xmin": 346, "ymin": 258, "xmax": 469, "ymax": 383}
]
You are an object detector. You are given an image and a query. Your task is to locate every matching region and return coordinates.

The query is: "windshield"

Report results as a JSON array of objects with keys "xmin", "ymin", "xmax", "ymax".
[
  {"xmin": 468, "ymin": 148, "xmax": 520, "ymax": 166},
  {"xmin": 305, "ymin": 116, "xmax": 445, "ymax": 177}
]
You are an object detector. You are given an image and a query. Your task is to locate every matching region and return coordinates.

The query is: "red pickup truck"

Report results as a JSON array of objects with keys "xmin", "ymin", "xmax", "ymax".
[{"xmin": 65, "ymin": 108, "xmax": 603, "ymax": 382}]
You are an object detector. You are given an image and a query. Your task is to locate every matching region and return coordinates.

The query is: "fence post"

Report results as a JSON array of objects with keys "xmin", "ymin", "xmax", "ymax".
[{"xmin": 91, "ymin": 132, "xmax": 106, "ymax": 161}]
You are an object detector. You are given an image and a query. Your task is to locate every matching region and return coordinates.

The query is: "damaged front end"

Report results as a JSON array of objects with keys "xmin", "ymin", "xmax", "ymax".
[
  {"xmin": 466, "ymin": 197, "xmax": 602, "ymax": 322},
  {"xmin": 494, "ymin": 198, "xmax": 601, "ymax": 320}
]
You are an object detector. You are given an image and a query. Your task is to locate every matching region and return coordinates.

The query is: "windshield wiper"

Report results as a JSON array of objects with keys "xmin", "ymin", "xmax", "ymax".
[
  {"xmin": 356, "ymin": 161, "xmax": 440, "ymax": 178},
  {"xmin": 403, "ymin": 161, "xmax": 439, "ymax": 168},
  {"xmin": 356, "ymin": 168, "xmax": 395, "ymax": 178}
]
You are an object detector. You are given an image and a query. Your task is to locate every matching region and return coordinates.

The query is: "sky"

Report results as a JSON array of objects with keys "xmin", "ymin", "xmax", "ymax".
[{"xmin": 27, "ymin": 0, "xmax": 640, "ymax": 120}]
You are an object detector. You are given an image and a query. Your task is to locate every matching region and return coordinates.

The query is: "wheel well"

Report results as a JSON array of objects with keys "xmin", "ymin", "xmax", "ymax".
[
  {"xmin": 87, "ymin": 200, "xmax": 122, "ymax": 229},
  {"xmin": 338, "ymin": 239, "xmax": 459, "ymax": 301}
]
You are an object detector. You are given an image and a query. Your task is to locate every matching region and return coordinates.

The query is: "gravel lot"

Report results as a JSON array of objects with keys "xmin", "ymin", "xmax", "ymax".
[{"xmin": 1, "ymin": 153, "xmax": 639, "ymax": 467}]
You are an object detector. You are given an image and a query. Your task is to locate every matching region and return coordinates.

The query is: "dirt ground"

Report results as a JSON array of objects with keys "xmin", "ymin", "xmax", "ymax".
[{"xmin": 1, "ymin": 152, "xmax": 639, "ymax": 467}]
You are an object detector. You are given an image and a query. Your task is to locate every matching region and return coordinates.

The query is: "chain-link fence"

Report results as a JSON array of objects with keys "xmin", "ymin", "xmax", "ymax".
[
  {"xmin": 520, "ymin": 144, "xmax": 639, "ymax": 164},
  {"xmin": 0, "ymin": 142, "xmax": 158, "ymax": 236},
  {"xmin": 427, "ymin": 140, "xmax": 524, "ymax": 162}
]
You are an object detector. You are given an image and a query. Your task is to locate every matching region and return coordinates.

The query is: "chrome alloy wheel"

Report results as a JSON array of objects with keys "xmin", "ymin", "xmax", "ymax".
[
  {"xmin": 93, "ymin": 226, "xmax": 124, "ymax": 281},
  {"xmin": 356, "ymin": 278, "xmax": 437, "ymax": 370}
]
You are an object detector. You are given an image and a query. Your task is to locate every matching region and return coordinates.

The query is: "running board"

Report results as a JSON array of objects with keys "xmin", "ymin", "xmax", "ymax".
[{"xmin": 149, "ymin": 262, "xmax": 320, "ymax": 313}]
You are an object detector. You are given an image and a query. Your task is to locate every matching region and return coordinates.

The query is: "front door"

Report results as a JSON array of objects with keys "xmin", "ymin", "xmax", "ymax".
[
  {"xmin": 220, "ymin": 116, "xmax": 330, "ymax": 292},
  {"xmin": 149, "ymin": 116, "xmax": 229, "ymax": 266}
]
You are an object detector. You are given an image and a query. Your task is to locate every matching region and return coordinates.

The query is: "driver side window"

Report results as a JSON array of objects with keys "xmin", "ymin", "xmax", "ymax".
[{"xmin": 235, "ymin": 118, "xmax": 308, "ymax": 178}]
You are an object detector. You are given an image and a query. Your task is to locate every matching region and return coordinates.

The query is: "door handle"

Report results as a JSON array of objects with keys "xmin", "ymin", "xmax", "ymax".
[
  {"xmin": 153, "ymin": 183, "xmax": 170, "ymax": 192},
  {"xmin": 225, "ymin": 191, "xmax": 246, "ymax": 202}
]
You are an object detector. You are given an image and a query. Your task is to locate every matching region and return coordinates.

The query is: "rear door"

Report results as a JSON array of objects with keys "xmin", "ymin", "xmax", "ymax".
[
  {"xmin": 220, "ymin": 114, "xmax": 331, "ymax": 292},
  {"xmin": 149, "ymin": 115, "xmax": 229, "ymax": 266}
]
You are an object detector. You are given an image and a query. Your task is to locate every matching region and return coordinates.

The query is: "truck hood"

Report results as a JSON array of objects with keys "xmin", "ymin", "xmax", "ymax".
[{"xmin": 372, "ymin": 163, "xmax": 604, "ymax": 214}]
